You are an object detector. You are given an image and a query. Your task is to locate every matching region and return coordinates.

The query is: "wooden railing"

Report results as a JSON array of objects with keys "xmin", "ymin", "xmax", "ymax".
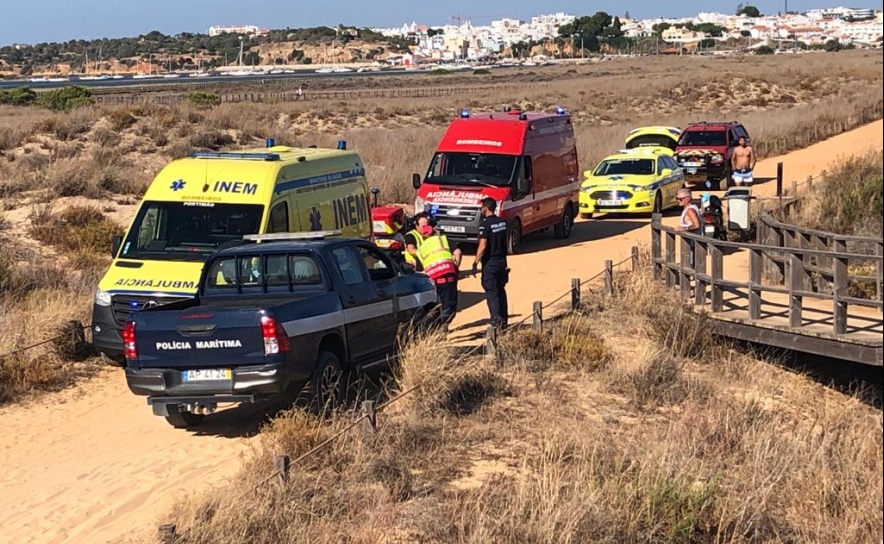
[
  {"xmin": 756, "ymin": 210, "xmax": 883, "ymax": 306},
  {"xmin": 650, "ymin": 214, "xmax": 884, "ymax": 337}
]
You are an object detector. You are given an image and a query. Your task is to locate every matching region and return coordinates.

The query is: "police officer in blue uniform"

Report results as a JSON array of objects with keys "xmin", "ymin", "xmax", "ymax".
[{"xmin": 472, "ymin": 197, "xmax": 509, "ymax": 331}]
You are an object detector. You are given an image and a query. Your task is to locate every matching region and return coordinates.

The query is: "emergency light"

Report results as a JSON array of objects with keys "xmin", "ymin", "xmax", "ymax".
[
  {"xmin": 337, "ymin": 140, "xmax": 347, "ymax": 150},
  {"xmin": 555, "ymin": 106, "xmax": 567, "ymax": 115},
  {"xmin": 265, "ymin": 138, "xmax": 275, "ymax": 147},
  {"xmin": 459, "ymin": 109, "xmax": 470, "ymax": 118}
]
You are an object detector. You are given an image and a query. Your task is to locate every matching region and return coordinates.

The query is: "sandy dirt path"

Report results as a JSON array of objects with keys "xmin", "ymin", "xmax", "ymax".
[{"xmin": 1, "ymin": 120, "xmax": 881, "ymax": 544}]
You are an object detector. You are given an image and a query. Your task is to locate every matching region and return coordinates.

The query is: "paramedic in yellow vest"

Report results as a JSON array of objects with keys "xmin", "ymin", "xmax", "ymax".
[
  {"xmin": 415, "ymin": 220, "xmax": 462, "ymax": 330},
  {"xmin": 404, "ymin": 212, "xmax": 431, "ymax": 271}
]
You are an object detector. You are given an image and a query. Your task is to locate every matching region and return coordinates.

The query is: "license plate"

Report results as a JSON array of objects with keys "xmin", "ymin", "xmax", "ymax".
[
  {"xmin": 441, "ymin": 225, "xmax": 466, "ymax": 233},
  {"xmin": 597, "ymin": 200, "xmax": 623, "ymax": 206},
  {"xmin": 686, "ymin": 168, "xmax": 697, "ymax": 175},
  {"xmin": 182, "ymin": 368, "xmax": 232, "ymax": 382},
  {"xmin": 682, "ymin": 161, "xmax": 701, "ymax": 167}
]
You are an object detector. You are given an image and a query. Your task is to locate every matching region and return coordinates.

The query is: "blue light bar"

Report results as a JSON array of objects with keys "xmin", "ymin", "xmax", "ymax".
[
  {"xmin": 190, "ymin": 152, "xmax": 281, "ymax": 161},
  {"xmin": 265, "ymin": 138, "xmax": 275, "ymax": 148},
  {"xmin": 555, "ymin": 106, "xmax": 567, "ymax": 115},
  {"xmin": 337, "ymin": 140, "xmax": 347, "ymax": 150},
  {"xmin": 459, "ymin": 109, "xmax": 470, "ymax": 118}
]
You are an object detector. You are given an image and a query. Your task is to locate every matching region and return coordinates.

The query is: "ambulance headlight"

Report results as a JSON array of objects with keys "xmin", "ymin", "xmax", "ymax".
[
  {"xmin": 95, "ymin": 289, "xmax": 112, "ymax": 307},
  {"xmin": 414, "ymin": 196, "xmax": 427, "ymax": 213}
]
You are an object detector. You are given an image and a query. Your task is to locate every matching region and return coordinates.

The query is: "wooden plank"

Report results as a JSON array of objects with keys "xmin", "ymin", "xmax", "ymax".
[
  {"xmin": 877, "ymin": 242, "xmax": 883, "ymax": 315},
  {"xmin": 651, "ymin": 215, "xmax": 662, "ymax": 279},
  {"xmin": 800, "ymin": 232, "xmax": 813, "ymax": 291},
  {"xmin": 679, "ymin": 236, "xmax": 692, "ymax": 301},
  {"xmin": 711, "ymin": 245, "xmax": 723, "ymax": 312},
  {"xmin": 789, "ymin": 252, "xmax": 804, "ymax": 328},
  {"xmin": 710, "ymin": 318, "xmax": 882, "ymax": 367},
  {"xmin": 749, "ymin": 247, "xmax": 762, "ymax": 320},
  {"xmin": 833, "ymin": 240, "xmax": 848, "ymax": 335},
  {"xmin": 694, "ymin": 240, "xmax": 707, "ymax": 307},
  {"xmin": 665, "ymin": 231, "xmax": 676, "ymax": 288}
]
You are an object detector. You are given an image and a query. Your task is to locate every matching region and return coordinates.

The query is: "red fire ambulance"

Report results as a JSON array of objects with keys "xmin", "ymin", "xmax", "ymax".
[{"xmin": 411, "ymin": 107, "xmax": 580, "ymax": 254}]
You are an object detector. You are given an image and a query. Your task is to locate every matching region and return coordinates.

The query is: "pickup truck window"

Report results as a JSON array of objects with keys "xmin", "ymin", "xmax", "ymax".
[
  {"xmin": 122, "ymin": 202, "xmax": 264, "ymax": 261},
  {"xmin": 356, "ymin": 245, "xmax": 396, "ymax": 281},
  {"xmin": 331, "ymin": 247, "xmax": 366, "ymax": 286},
  {"xmin": 206, "ymin": 254, "xmax": 323, "ymax": 290}
]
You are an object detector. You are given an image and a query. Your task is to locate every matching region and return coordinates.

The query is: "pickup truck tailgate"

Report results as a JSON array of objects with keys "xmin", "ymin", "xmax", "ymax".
[{"xmin": 133, "ymin": 308, "xmax": 267, "ymax": 369}]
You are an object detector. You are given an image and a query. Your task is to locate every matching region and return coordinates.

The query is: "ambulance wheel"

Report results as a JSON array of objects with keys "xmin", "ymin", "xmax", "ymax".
[
  {"xmin": 554, "ymin": 204, "xmax": 574, "ymax": 239},
  {"xmin": 507, "ymin": 219, "xmax": 522, "ymax": 255},
  {"xmin": 580, "ymin": 212, "xmax": 594, "ymax": 220},
  {"xmin": 165, "ymin": 408, "xmax": 205, "ymax": 429}
]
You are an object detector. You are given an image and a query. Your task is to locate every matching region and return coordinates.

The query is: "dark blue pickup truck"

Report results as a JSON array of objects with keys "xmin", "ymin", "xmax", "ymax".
[{"xmin": 122, "ymin": 233, "xmax": 437, "ymax": 428}]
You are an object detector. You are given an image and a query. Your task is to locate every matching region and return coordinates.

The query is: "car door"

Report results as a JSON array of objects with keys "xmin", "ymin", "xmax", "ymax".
[
  {"xmin": 664, "ymin": 156, "xmax": 683, "ymax": 202},
  {"xmin": 352, "ymin": 243, "xmax": 399, "ymax": 356},
  {"xmin": 329, "ymin": 244, "xmax": 382, "ymax": 363}
]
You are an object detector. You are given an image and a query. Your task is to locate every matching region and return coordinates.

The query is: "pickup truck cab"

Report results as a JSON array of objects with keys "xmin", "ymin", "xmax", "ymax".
[{"xmin": 123, "ymin": 232, "xmax": 437, "ymax": 428}]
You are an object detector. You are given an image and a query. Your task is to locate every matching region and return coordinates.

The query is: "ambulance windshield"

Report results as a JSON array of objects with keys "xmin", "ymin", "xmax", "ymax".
[
  {"xmin": 119, "ymin": 201, "xmax": 264, "ymax": 261},
  {"xmin": 425, "ymin": 152, "xmax": 518, "ymax": 187}
]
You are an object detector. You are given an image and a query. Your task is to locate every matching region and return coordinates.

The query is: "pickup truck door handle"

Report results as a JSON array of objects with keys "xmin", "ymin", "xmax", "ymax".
[{"xmin": 378, "ymin": 290, "xmax": 388, "ymax": 297}]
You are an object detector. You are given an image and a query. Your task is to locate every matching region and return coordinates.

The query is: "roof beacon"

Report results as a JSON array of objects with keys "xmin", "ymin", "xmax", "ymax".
[
  {"xmin": 337, "ymin": 140, "xmax": 347, "ymax": 150},
  {"xmin": 555, "ymin": 106, "xmax": 567, "ymax": 115},
  {"xmin": 459, "ymin": 109, "xmax": 470, "ymax": 118},
  {"xmin": 265, "ymin": 138, "xmax": 275, "ymax": 148}
]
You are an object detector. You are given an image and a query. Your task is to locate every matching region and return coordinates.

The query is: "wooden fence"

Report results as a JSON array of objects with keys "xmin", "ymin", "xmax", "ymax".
[{"xmin": 91, "ymin": 82, "xmax": 550, "ymax": 105}]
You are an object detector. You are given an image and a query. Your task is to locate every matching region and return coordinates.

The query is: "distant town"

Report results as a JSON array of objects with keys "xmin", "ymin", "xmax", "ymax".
[{"xmin": 1, "ymin": 5, "xmax": 881, "ymax": 81}]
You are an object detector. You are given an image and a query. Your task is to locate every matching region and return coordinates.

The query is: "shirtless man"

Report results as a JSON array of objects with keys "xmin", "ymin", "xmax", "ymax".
[{"xmin": 731, "ymin": 136, "xmax": 756, "ymax": 186}]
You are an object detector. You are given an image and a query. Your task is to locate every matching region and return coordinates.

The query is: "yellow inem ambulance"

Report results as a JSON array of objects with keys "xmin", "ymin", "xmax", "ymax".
[{"xmin": 92, "ymin": 139, "xmax": 372, "ymax": 363}]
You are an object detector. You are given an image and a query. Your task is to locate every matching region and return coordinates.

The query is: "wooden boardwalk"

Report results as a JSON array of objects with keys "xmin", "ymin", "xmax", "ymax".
[{"xmin": 651, "ymin": 212, "xmax": 883, "ymax": 366}]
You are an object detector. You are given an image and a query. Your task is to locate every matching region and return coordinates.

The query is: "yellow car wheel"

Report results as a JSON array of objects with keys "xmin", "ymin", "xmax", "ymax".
[{"xmin": 653, "ymin": 191, "xmax": 663, "ymax": 214}]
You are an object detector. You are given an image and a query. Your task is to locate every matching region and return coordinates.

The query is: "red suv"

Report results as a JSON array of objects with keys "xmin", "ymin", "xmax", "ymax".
[{"xmin": 674, "ymin": 121, "xmax": 750, "ymax": 190}]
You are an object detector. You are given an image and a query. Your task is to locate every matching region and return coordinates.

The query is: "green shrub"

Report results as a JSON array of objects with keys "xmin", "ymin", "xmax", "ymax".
[
  {"xmin": 0, "ymin": 86, "xmax": 38, "ymax": 106},
  {"xmin": 755, "ymin": 45, "xmax": 774, "ymax": 55},
  {"xmin": 187, "ymin": 91, "xmax": 221, "ymax": 109},
  {"xmin": 38, "ymin": 86, "xmax": 94, "ymax": 111}
]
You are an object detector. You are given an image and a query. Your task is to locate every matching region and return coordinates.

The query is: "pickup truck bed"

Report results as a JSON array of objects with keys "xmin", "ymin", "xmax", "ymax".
[{"xmin": 124, "ymin": 237, "xmax": 437, "ymax": 428}]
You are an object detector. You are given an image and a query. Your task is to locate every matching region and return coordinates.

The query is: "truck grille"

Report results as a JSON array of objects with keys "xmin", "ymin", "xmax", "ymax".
[
  {"xmin": 590, "ymin": 190, "xmax": 633, "ymax": 200},
  {"xmin": 111, "ymin": 294, "xmax": 189, "ymax": 325},
  {"xmin": 429, "ymin": 204, "xmax": 481, "ymax": 224}
]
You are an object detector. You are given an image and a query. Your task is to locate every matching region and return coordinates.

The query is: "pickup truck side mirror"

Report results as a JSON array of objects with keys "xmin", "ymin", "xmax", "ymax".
[
  {"xmin": 111, "ymin": 235, "xmax": 122, "ymax": 258},
  {"xmin": 370, "ymin": 187, "xmax": 380, "ymax": 208},
  {"xmin": 412, "ymin": 173, "xmax": 421, "ymax": 190}
]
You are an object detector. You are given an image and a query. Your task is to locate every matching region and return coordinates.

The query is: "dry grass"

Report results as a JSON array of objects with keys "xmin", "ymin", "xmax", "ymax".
[{"xmin": 121, "ymin": 256, "xmax": 882, "ymax": 544}]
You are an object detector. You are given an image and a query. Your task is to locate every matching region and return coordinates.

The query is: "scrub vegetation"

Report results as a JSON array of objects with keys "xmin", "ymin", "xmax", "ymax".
[
  {"xmin": 0, "ymin": 53, "xmax": 880, "ymax": 406},
  {"xmin": 119, "ymin": 254, "xmax": 882, "ymax": 544}
]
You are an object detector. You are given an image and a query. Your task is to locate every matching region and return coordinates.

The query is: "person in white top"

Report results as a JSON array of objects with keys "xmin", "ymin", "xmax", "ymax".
[{"xmin": 675, "ymin": 188, "xmax": 701, "ymax": 234}]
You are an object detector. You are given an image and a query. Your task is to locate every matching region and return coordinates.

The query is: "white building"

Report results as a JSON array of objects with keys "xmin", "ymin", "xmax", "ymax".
[
  {"xmin": 207, "ymin": 25, "xmax": 268, "ymax": 37},
  {"xmin": 840, "ymin": 19, "xmax": 884, "ymax": 43},
  {"xmin": 490, "ymin": 18, "xmax": 524, "ymax": 44},
  {"xmin": 807, "ymin": 7, "xmax": 876, "ymax": 20}
]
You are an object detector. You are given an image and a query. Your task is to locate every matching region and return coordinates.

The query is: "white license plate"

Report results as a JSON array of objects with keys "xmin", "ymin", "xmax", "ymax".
[
  {"xmin": 686, "ymin": 168, "xmax": 697, "ymax": 175},
  {"xmin": 441, "ymin": 225, "xmax": 466, "ymax": 233},
  {"xmin": 597, "ymin": 200, "xmax": 623, "ymax": 206},
  {"xmin": 682, "ymin": 161, "xmax": 701, "ymax": 167},
  {"xmin": 182, "ymin": 368, "xmax": 232, "ymax": 382},
  {"xmin": 704, "ymin": 226, "xmax": 716, "ymax": 235}
]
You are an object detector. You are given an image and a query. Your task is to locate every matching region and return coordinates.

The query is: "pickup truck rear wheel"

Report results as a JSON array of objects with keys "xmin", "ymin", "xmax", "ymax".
[
  {"xmin": 165, "ymin": 408, "xmax": 205, "ymax": 429},
  {"xmin": 310, "ymin": 351, "xmax": 344, "ymax": 415}
]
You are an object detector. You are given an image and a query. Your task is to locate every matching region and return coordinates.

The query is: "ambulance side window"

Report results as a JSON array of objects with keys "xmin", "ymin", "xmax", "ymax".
[
  {"xmin": 514, "ymin": 156, "xmax": 533, "ymax": 199},
  {"xmin": 268, "ymin": 201, "xmax": 289, "ymax": 233}
]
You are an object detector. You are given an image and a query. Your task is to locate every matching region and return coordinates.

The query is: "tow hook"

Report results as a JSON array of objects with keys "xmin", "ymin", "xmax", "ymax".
[{"xmin": 184, "ymin": 403, "xmax": 217, "ymax": 415}]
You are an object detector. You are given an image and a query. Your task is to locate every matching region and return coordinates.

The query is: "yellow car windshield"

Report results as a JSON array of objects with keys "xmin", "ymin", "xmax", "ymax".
[{"xmin": 594, "ymin": 159, "xmax": 654, "ymax": 176}]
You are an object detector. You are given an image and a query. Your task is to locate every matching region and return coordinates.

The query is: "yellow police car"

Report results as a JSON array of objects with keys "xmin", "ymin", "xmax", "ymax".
[
  {"xmin": 579, "ymin": 147, "xmax": 685, "ymax": 219},
  {"xmin": 624, "ymin": 126, "xmax": 681, "ymax": 155}
]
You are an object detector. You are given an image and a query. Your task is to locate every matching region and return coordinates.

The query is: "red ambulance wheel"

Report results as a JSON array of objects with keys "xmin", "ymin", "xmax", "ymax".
[{"xmin": 507, "ymin": 219, "xmax": 521, "ymax": 255}]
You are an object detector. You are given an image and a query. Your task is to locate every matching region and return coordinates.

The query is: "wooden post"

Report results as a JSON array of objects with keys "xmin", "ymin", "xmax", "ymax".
[
  {"xmin": 571, "ymin": 278, "xmax": 581, "ymax": 310},
  {"xmin": 665, "ymin": 231, "xmax": 677, "ymax": 288},
  {"xmin": 275, "ymin": 455, "xmax": 291, "ymax": 484},
  {"xmin": 361, "ymin": 400, "xmax": 377, "ymax": 435},
  {"xmin": 832, "ymin": 240, "xmax": 848, "ymax": 335},
  {"xmin": 814, "ymin": 234, "xmax": 831, "ymax": 292},
  {"xmin": 533, "ymin": 301, "xmax": 543, "ymax": 331},
  {"xmin": 800, "ymin": 232, "xmax": 813, "ymax": 291},
  {"xmin": 877, "ymin": 242, "xmax": 883, "ymax": 315},
  {"xmin": 790, "ymin": 180, "xmax": 798, "ymax": 197},
  {"xmin": 694, "ymin": 240, "xmax": 707, "ymax": 307},
  {"xmin": 484, "ymin": 326, "xmax": 497, "ymax": 360},
  {"xmin": 806, "ymin": 174, "xmax": 813, "ymax": 190},
  {"xmin": 604, "ymin": 260, "xmax": 614, "ymax": 296},
  {"xmin": 749, "ymin": 248, "xmax": 762, "ymax": 320},
  {"xmin": 710, "ymin": 245, "xmax": 723, "ymax": 313},
  {"xmin": 631, "ymin": 245, "xmax": 640, "ymax": 272},
  {"xmin": 789, "ymin": 252, "xmax": 804, "ymax": 328},
  {"xmin": 776, "ymin": 161, "xmax": 783, "ymax": 197},
  {"xmin": 158, "ymin": 524, "xmax": 176, "ymax": 544},
  {"xmin": 679, "ymin": 235, "xmax": 692, "ymax": 302},
  {"xmin": 651, "ymin": 214, "xmax": 663, "ymax": 279}
]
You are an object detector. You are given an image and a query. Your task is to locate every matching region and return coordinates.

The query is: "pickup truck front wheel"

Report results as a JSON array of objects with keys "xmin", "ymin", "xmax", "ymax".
[
  {"xmin": 165, "ymin": 408, "xmax": 205, "ymax": 429},
  {"xmin": 310, "ymin": 351, "xmax": 344, "ymax": 415}
]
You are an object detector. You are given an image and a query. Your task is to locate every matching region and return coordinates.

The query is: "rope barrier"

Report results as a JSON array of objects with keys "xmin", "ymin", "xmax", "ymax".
[{"xmin": 0, "ymin": 323, "xmax": 90, "ymax": 360}]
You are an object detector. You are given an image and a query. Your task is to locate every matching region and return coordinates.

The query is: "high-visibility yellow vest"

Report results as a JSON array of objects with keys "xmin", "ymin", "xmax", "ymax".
[
  {"xmin": 404, "ymin": 229, "xmax": 424, "ymax": 266},
  {"xmin": 417, "ymin": 233, "xmax": 457, "ymax": 280}
]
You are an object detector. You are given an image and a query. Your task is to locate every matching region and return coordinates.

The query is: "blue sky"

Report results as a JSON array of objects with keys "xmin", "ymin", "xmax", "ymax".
[{"xmin": 2, "ymin": 0, "xmax": 882, "ymax": 45}]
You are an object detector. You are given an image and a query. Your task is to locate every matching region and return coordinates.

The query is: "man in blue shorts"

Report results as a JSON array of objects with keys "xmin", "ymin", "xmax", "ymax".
[{"xmin": 731, "ymin": 135, "xmax": 756, "ymax": 186}]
